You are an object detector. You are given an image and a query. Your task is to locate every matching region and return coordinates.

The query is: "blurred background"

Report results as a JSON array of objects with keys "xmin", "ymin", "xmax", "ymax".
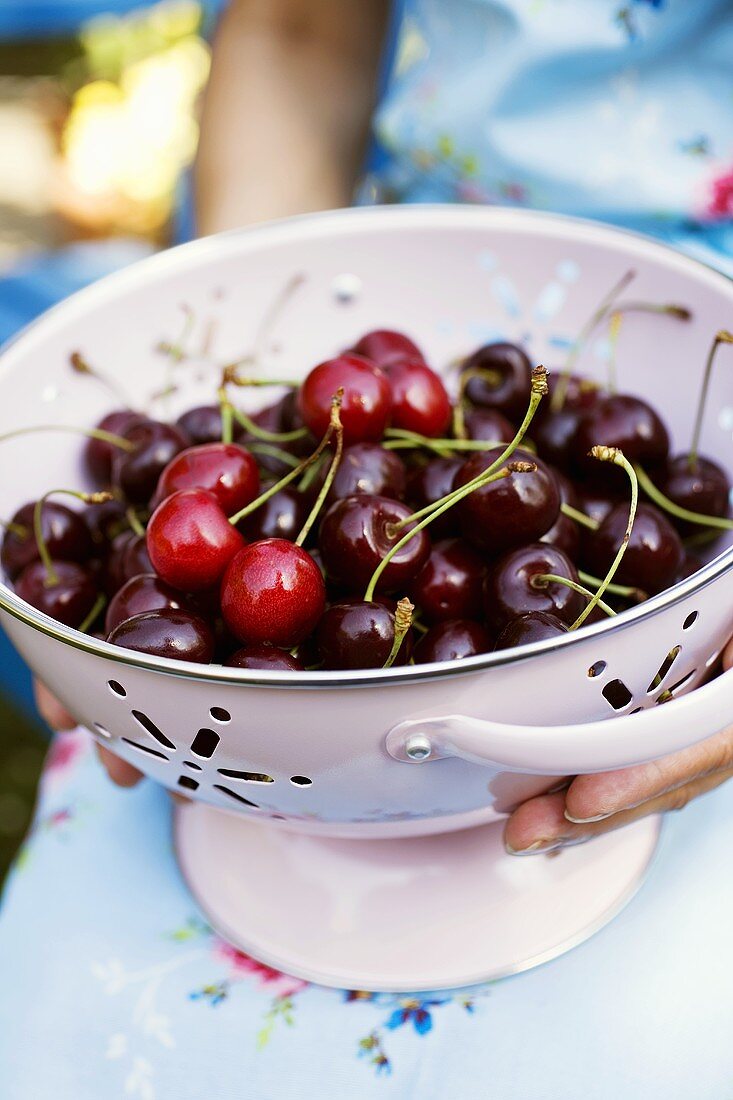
[{"xmin": 0, "ymin": 0, "xmax": 221, "ymax": 884}]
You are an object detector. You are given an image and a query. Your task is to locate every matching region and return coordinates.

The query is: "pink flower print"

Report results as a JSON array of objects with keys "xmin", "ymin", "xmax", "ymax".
[
  {"xmin": 707, "ymin": 166, "xmax": 733, "ymax": 220},
  {"xmin": 43, "ymin": 730, "xmax": 88, "ymax": 786},
  {"xmin": 213, "ymin": 939, "xmax": 307, "ymax": 997}
]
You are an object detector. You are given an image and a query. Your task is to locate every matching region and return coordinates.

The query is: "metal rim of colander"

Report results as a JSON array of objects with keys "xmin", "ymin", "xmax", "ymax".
[{"xmin": 0, "ymin": 204, "xmax": 731, "ymax": 689}]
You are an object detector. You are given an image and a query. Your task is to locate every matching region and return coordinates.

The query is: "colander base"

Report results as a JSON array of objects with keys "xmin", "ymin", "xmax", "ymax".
[{"xmin": 174, "ymin": 803, "xmax": 662, "ymax": 992}]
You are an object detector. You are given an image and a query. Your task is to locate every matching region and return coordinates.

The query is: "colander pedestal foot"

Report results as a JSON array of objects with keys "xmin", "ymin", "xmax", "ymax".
[{"xmin": 174, "ymin": 803, "xmax": 661, "ymax": 992}]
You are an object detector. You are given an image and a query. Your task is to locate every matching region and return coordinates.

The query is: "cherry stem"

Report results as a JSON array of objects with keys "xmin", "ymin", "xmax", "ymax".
[
  {"xmin": 222, "ymin": 366, "xmax": 298, "ymax": 389},
  {"xmin": 452, "ymin": 366, "xmax": 501, "ymax": 439},
  {"xmin": 383, "ymin": 427, "xmax": 509, "ymax": 455},
  {"xmin": 34, "ymin": 489, "xmax": 113, "ymax": 587},
  {"xmin": 570, "ymin": 447, "xmax": 638, "ymax": 630},
  {"xmin": 683, "ymin": 528, "xmax": 721, "ymax": 550},
  {"xmin": 78, "ymin": 592, "xmax": 106, "ymax": 635},
  {"xmin": 577, "ymin": 569, "xmax": 647, "ymax": 602},
  {"xmin": 294, "ymin": 397, "xmax": 344, "ymax": 547},
  {"xmin": 228, "ymin": 391, "xmax": 343, "ymax": 526},
  {"xmin": 227, "ymin": 273, "xmax": 305, "ymax": 370},
  {"xmin": 688, "ymin": 330, "xmax": 733, "ymax": 469},
  {"xmin": 218, "ymin": 391, "xmax": 234, "ymax": 445},
  {"xmin": 298, "ymin": 453, "xmax": 327, "ymax": 493},
  {"xmin": 390, "ymin": 365, "xmax": 548, "ymax": 533},
  {"xmin": 69, "ymin": 352, "xmax": 134, "ymax": 410},
  {"xmin": 125, "ymin": 507, "xmax": 145, "ymax": 538},
  {"xmin": 552, "ymin": 269, "xmax": 636, "ymax": 411},
  {"xmin": 383, "ymin": 598, "xmax": 414, "ymax": 668},
  {"xmin": 0, "ymin": 424, "xmax": 135, "ymax": 451},
  {"xmin": 0, "ymin": 518, "xmax": 28, "ymax": 539},
  {"xmin": 560, "ymin": 502, "xmax": 599, "ymax": 530},
  {"xmin": 246, "ymin": 442, "xmax": 301, "ymax": 468},
  {"xmin": 230, "ymin": 406, "xmax": 308, "ymax": 444},
  {"xmin": 606, "ymin": 310, "xmax": 622, "ymax": 395},
  {"xmin": 634, "ymin": 463, "xmax": 733, "ymax": 530},
  {"xmin": 531, "ymin": 574, "xmax": 616, "ymax": 619}
]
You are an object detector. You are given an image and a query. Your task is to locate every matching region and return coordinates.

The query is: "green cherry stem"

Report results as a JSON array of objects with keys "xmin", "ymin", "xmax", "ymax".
[
  {"xmin": 125, "ymin": 507, "xmax": 145, "ymax": 538},
  {"xmin": 78, "ymin": 592, "xmax": 107, "ymax": 635},
  {"xmin": 570, "ymin": 446, "xmax": 638, "ymax": 631},
  {"xmin": 295, "ymin": 398, "xmax": 344, "ymax": 548},
  {"xmin": 69, "ymin": 352, "xmax": 136, "ymax": 410},
  {"xmin": 383, "ymin": 598, "xmax": 415, "ymax": 668},
  {"xmin": 577, "ymin": 569, "xmax": 647, "ymax": 602},
  {"xmin": 231, "ymin": 406, "xmax": 308, "ymax": 444},
  {"xmin": 560, "ymin": 502, "xmax": 599, "ymax": 530},
  {"xmin": 688, "ymin": 330, "xmax": 733, "ymax": 470},
  {"xmin": 634, "ymin": 463, "xmax": 733, "ymax": 530},
  {"xmin": 0, "ymin": 424, "xmax": 135, "ymax": 451},
  {"xmin": 530, "ymin": 574, "xmax": 616, "ymax": 619},
  {"xmin": 34, "ymin": 489, "xmax": 113, "ymax": 587}
]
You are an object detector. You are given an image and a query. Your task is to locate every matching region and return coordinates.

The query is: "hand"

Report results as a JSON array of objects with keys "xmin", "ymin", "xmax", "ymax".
[
  {"xmin": 33, "ymin": 679, "xmax": 142, "ymax": 788},
  {"xmin": 504, "ymin": 640, "xmax": 733, "ymax": 854}
]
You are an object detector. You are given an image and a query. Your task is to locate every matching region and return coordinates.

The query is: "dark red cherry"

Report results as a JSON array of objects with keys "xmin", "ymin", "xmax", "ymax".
[
  {"xmin": 327, "ymin": 442, "xmax": 406, "ymax": 503},
  {"xmin": 543, "ymin": 372, "xmax": 600, "ymax": 412},
  {"xmin": 464, "ymin": 407, "xmax": 514, "ymax": 443},
  {"xmin": 176, "ymin": 405, "xmax": 234, "ymax": 446},
  {"xmin": 493, "ymin": 611, "xmax": 568, "ymax": 651},
  {"xmin": 582, "ymin": 502, "xmax": 683, "ymax": 595},
  {"xmin": 84, "ymin": 410, "xmax": 147, "ymax": 486},
  {"xmin": 237, "ymin": 486, "xmax": 307, "ymax": 543},
  {"xmin": 1, "ymin": 501, "xmax": 93, "ymax": 580},
  {"xmin": 676, "ymin": 552, "xmax": 703, "ymax": 582},
  {"xmin": 316, "ymin": 600, "xmax": 411, "ymax": 670},
  {"xmin": 540, "ymin": 471, "xmax": 580, "ymax": 559},
  {"xmin": 120, "ymin": 534, "xmax": 153, "ymax": 582},
  {"xmin": 225, "ymin": 644, "xmax": 304, "ymax": 671},
  {"xmin": 82, "ymin": 498, "xmax": 127, "ymax": 554},
  {"xmin": 575, "ymin": 484, "xmax": 619, "ymax": 528},
  {"xmin": 484, "ymin": 543, "xmax": 584, "ymax": 635},
  {"xmin": 409, "ymin": 538, "xmax": 485, "ymax": 624},
  {"xmin": 104, "ymin": 530, "xmax": 135, "ymax": 595},
  {"xmin": 351, "ymin": 328, "xmax": 425, "ymax": 368},
  {"xmin": 112, "ymin": 419, "xmax": 188, "ymax": 505},
  {"xmin": 107, "ymin": 609, "xmax": 214, "ymax": 663},
  {"xmin": 414, "ymin": 619, "xmax": 492, "ymax": 664},
  {"xmin": 152, "ymin": 442, "xmax": 260, "ymax": 516},
  {"xmin": 462, "ymin": 342, "xmax": 532, "ymax": 421},
  {"xmin": 15, "ymin": 560, "xmax": 97, "ymax": 628},
  {"xmin": 406, "ymin": 457, "xmax": 463, "ymax": 538},
  {"xmin": 657, "ymin": 454, "xmax": 730, "ymax": 530},
  {"xmin": 298, "ymin": 354, "xmax": 392, "ymax": 444},
  {"xmin": 533, "ymin": 406, "xmax": 586, "ymax": 472},
  {"xmin": 147, "ymin": 488, "xmax": 244, "ymax": 592},
  {"xmin": 573, "ymin": 395, "xmax": 670, "ymax": 477},
  {"xmin": 220, "ymin": 539, "xmax": 326, "ymax": 647},
  {"xmin": 384, "ymin": 359, "xmax": 451, "ymax": 437},
  {"xmin": 318, "ymin": 495, "xmax": 431, "ymax": 593},
  {"xmin": 105, "ymin": 573, "xmax": 194, "ymax": 634},
  {"xmin": 455, "ymin": 447, "xmax": 560, "ymax": 554}
]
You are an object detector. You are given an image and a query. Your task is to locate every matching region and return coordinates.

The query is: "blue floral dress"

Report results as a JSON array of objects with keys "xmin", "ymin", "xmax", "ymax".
[{"xmin": 2, "ymin": 2, "xmax": 733, "ymax": 1096}]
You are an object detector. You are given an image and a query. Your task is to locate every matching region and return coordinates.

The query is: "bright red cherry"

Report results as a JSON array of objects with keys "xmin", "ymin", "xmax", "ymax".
[
  {"xmin": 414, "ymin": 619, "xmax": 492, "ymax": 664},
  {"xmin": 15, "ymin": 560, "xmax": 98, "ymax": 628},
  {"xmin": 225, "ymin": 644, "xmax": 304, "ymax": 671},
  {"xmin": 582, "ymin": 502, "xmax": 683, "ymax": 595},
  {"xmin": 494, "ymin": 611, "xmax": 568, "ymax": 650},
  {"xmin": 107, "ymin": 609, "xmax": 214, "ymax": 662},
  {"xmin": 462, "ymin": 342, "xmax": 532, "ymax": 421},
  {"xmin": 1, "ymin": 501, "xmax": 93, "ymax": 580},
  {"xmin": 316, "ymin": 600, "xmax": 411, "ymax": 670},
  {"xmin": 152, "ymin": 442, "xmax": 259, "ymax": 516},
  {"xmin": 409, "ymin": 538, "xmax": 485, "ymax": 624},
  {"xmin": 105, "ymin": 573, "xmax": 194, "ymax": 634},
  {"xmin": 147, "ymin": 488, "xmax": 244, "ymax": 592},
  {"xmin": 112, "ymin": 419, "xmax": 188, "ymax": 504},
  {"xmin": 221, "ymin": 539, "xmax": 325, "ymax": 647},
  {"xmin": 484, "ymin": 543, "xmax": 584, "ymax": 635},
  {"xmin": 351, "ymin": 328, "xmax": 425, "ymax": 368},
  {"xmin": 383, "ymin": 359, "xmax": 451, "ymax": 437},
  {"xmin": 84, "ymin": 410, "xmax": 147, "ymax": 486},
  {"xmin": 298, "ymin": 354, "xmax": 392, "ymax": 444}
]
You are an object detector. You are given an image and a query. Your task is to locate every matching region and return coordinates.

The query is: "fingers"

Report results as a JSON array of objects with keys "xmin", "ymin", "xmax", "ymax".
[
  {"xmin": 95, "ymin": 744, "xmax": 144, "ymax": 788},
  {"xmin": 723, "ymin": 638, "xmax": 733, "ymax": 671},
  {"xmin": 33, "ymin": 680, "xmax": 76, "ymax": 731},
  {"xmin": 505, "ymin": 765, "xmax": 733, "ymax": 853},
  {"xmin": 564, "ymin": 726, "xmax": 733, "ymax": 823}
]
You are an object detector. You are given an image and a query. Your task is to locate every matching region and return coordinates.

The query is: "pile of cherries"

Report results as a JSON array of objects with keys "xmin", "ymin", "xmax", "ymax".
[{"xmin": 2, "ymin": 311, "xmax": 731, "ymax": 672}]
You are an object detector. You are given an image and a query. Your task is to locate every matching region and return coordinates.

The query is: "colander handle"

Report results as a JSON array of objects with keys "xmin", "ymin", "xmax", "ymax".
[{"xmin": 385, "ymin": 668, "xmax": 733, "ymax": 775}]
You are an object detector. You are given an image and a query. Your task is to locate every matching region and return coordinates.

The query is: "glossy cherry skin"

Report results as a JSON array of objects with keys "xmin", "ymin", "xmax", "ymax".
[
  {"xmin": 225, "ymin": 644, "xmax": 304, "ymax": 671},
  {"xmin": 484, "ymin": 543, "xmax": 584, "ymax": 635},
  {"xmin": 316, "ymin": 600, "xmax": 411, "ymax": 670},
  {"xmin": 220, "ymin": 539, "xmax": 326, "ymax": 647},
  {"xmin": 573, "ymin": 394, "xmax": 670, "ymax": 477},
  {"xmin": 82, "ymin": 498, "xmax": 127, "ymax": 554},
  {"xmin": 464, "ymin": 407, "xmax": 515, "ymax": 443},
  {"xmin": 414, "ymin": 619, "xmax": 493, "ymax": 664},
  {"xmin": 493, "ymin": 611, "xmax": 568, "ymax": 651},
  {"xmin": 152, "ymin": 442, "xmax": 260, "ymax": 516},
  {"xmin": 328, "ymin": 442, "xmax": 406, "ymax": 503},
  {"xmin": 658, "ymin": 454, "xmax": 730, "ymax": 529},
  {"xmin": 455, "ymin": 447, "xmax": 560, "ymax": 554},
  {"xmin": 112, "ymin": 419, "xmax": 188, "ymax": 505},
  {"xmin": 406, "ymin": 457, "xmax": 463, "ymax": 538},
  {"xmin": 540, "ymin": 471, "xmax": 580, "ymax": 559},
  {"xmin": 384, "ymin": 359, "xmax": 451, "ymax": 437},
  {"xmin": 105, "ymin": 573, "xmax": 194, "ymax": 634},
  {"xmin": 582, "ymin": 502, "xmax": 683, "ymax": 595},
  {"xmin": 84, "ymin": 410, "xmax": 147, "ymax": 486},
  {"xmin": 462, "ymin": 342, "xmax": 532, "ymax": 421},
  {"xmin": 318, "ymin": 494, "xmax": 431, "ymax": 593},
  {"xmin": 351, "ymin": 329, "xmax": 425, "ymax": 368},
  {"xmin": 15, "ymin": 560, "xmax": 98, "ymax": 628},
  {"xmin": 543, "ymin": 372, "xmax": 601, "ymax": 412},
  {"xmin": 298, "ymin": 354, "xmax": 392, "ymax": 444},
  {"xmin": 147, "ymin": 488, "xmax": 244, "ymax": 592},
  {"xmin": 1, "ymin": 501, "xmax": 93, "ymax": 580},
  {"xmin": 107, "ymin": 609, "xmax": 215, "ymax": 663},
  {"xmin": 238, "ymin": 486, "xmax": 307, "ymax": 543},
  {"xmin": 409, "ymin": 538, "xmax": 485, "ymax": 624},
  {"xmin": 533, "ymin": 406, "xmax": 586, "ymax": 472},
  {"xmin": 121, "ymin": 534, "xmax": 153, "ymax": 581},
  {"xmin": 176, "ymin": 405, "xmax": 234, "ymax": 446}
]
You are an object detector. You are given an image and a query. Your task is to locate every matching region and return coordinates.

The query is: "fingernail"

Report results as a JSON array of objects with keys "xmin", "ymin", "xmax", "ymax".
[
  {"xmin": 564, "ymin": 809, "xmax": 616, "ymax": 824},
  {"xmin": 505, "ymin": 838, "xmax": 566, "ymax": 856}
]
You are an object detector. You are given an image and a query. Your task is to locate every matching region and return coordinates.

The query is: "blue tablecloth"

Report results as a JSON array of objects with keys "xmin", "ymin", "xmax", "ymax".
[{"xmin": 0, "ymin": 728, "xmax": 732, "ymax": 1098}]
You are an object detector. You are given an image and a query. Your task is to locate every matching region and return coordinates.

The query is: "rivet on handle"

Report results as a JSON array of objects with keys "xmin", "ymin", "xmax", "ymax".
[{"xmin": 405, "ymin": 733, "xmax": 432, "ymax": 761}]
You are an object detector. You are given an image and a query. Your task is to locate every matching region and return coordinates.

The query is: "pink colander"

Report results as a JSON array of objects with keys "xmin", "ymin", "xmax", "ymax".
[{"xmin": 1, "ymin": 207, "xmax": 732, "ymax": 991}]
